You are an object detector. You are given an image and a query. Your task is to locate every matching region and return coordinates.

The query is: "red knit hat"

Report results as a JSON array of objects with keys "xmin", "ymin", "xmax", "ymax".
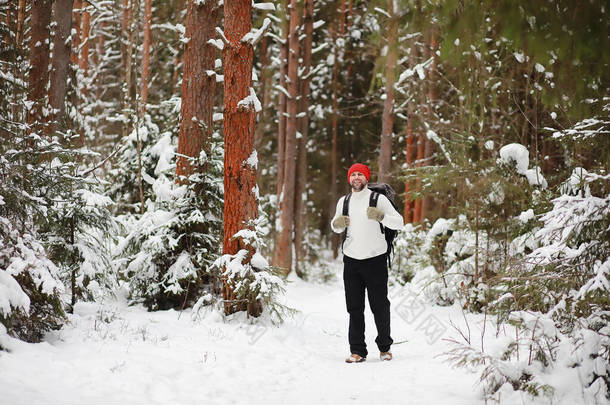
[{"xmin": 347, "ymin": 163, "xmax": 370, "ymax": 183}]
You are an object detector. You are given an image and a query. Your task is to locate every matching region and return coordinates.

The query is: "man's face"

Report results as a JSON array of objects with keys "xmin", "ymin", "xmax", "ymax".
[{"xmin": 350, "ymin": 171, "xmax": 367, "ymax": 191}]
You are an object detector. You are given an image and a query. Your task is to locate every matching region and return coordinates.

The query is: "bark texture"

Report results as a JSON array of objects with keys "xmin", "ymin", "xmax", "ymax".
[
  {"xmin": 16, "ymin": 0, "xmax": 27, "ymax": 47},
  {"xmin": 176, "ymin": 0, "xmax": 219, "ymax": 180},
  {"xmin": 79, "ymin": 6, "xmax": 91, "ymax": 82},
  {"xmin": 222, "ymin": 0, "xmax": 258, "ymax": 314},
  {"xmin": 27, "ymin": 0, "xmax": 53, "ymax": 132},
  {"xmin": 48, "ymin": 0, "xmax": 74, "ymax": 128}
]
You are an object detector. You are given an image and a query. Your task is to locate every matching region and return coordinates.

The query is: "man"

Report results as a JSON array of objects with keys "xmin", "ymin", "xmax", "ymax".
[{"xmin": 331, "ymin": 163, "xmax": 403, "ymax": 363}]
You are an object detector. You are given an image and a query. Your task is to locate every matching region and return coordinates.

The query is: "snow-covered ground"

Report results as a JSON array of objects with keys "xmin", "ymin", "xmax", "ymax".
[{"xmin": 0, "ymin": 263, "xmax": 523, "ymax": 405}]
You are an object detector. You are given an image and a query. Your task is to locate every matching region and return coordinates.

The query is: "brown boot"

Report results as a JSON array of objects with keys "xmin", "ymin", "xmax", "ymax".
[
  {"xmin": 380, "ymin": 352, "xmax": 392, "ymax": 361},
  {"xmin": 345, "ymin": 353, "xmax": 366, "ymax": 363}
]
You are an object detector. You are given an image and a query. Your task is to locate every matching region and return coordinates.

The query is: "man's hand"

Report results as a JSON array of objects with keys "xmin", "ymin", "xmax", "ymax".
[
  {"xmin": 367, "ymin": 207, "xmax": 384, "ymax": 222},
  {"xmin": 332, "ymin": 215, "xmax": 350, "ymax": 229}
]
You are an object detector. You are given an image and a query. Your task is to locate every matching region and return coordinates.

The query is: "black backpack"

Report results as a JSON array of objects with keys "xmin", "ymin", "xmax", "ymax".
[{"xmin": 341, "ymin": 183, "xmax": 400, "ymax": 268}]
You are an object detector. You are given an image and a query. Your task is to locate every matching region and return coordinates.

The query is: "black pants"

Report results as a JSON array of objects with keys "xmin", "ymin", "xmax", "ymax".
[{"xmin": 343, "ymin": 253, "xmax": 393, "ymax": 357}]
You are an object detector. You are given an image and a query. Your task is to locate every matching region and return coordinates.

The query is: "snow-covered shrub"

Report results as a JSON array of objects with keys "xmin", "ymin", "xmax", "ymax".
[
  {"xmin": 0, "ymin": 216, "xmax": 65, "ymax": 344},
  {"xmin": 40, "ymin": 183, "xmax": 118, "ymax": 306},
  {"xmin": 106, "ymin": 115, "xmax": 169, "ymax": 213},
  {"xmin": 116, "ymin": 137, "xmax": 224, "ymax": 311},
  {"xmin": 403, "ymin": 216, "xmax": 491, "ymax": 306},
  {"xmin": 0, "ymin": 106, "xmax": 115, "ymax": 339},
  {"xmin": 445, "ymin": 107, "xmax": 610, "ymax": 403},
  {"xmin": 445, "ymin": 312, "xmax": 558, "ymax": 401},
  {"xmin": 392, "ymin": 223, "xmax": 427, "ymax": 285},
  {"xmin": 211, "ymin": 220, "xmax": 289, "ymax": 321}
]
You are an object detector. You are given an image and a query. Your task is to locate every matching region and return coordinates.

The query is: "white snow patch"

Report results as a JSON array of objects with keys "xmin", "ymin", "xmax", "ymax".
[
  {"xmin": 499, "ymin": 143, "xmax": 529, "ymax": 174},
  {"xmin": 518, "ymin": 209, "xmax": 535, "ymax": 223},
  {"xmin": 250, "ymin": 252, "xmax": 269, "ymax": 269},
  {"xmin": 0, "ymin": 270, "xmax": 30, "ymax": 315},
  {"xmin": 237, "ymin": 87, "xmax": 262, "ymax": 112},
  {"xmin": 525, "ymin": 166, "xmax": 548, "ymax": 188},
  {"xmin": 149, "ymin": 133, "xmax": 174, "ymax": 175},
  {"xmin": 253, "ymin": 2, "xmax": 275, "ymax": 11},
  {"xmin": 514, "ymin": 52, "xmax": 525, "ymax": 63},
  {"xmin": 246, "ymin": 149, "xmax": 258, "ymax": 169}
]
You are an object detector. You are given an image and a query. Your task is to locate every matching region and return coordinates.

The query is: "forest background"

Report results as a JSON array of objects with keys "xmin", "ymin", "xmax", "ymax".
[{"xmin": 1, "ymin": 0, "xmax": 609, "ymax": 402}]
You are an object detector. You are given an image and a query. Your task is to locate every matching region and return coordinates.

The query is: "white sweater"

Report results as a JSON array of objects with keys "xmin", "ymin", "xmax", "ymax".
[{"xmin": 330, "ymin": 187, "xmax": 404, "ymax": 260}]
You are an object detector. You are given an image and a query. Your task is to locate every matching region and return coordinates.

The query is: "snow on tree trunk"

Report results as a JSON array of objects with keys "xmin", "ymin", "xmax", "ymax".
[
  {"xmin": 222, "ymin": 0, "xmax": 259, "ymax": 315},
  {"xmin": 274, "ymin": 0, "xmax": 300, "ymax": 274},
  {"xmin": 378, "ymin": 1, "xmax": 397, "ymax": 184},
  {"xmin": 26, "ymin": 0, "xmax": 53, "ymax": 133},
  {"xmin": 175, "ymin": 0, "xmax": 218, "ymax": 181},
  {"xmin": 293, "ymin": 0, "xmax": 314, "ymax": 277},
  {"xmin": 48, "ymin": 0, "xmax": 74, "ymax": 131}
]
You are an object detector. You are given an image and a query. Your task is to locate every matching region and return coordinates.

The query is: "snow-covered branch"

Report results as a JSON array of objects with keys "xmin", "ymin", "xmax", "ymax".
[
  {"xmin": 242, "ymin": 18, "xmax": 271, "ymax": 46},
  {"xmin": 215, "ymin": 27, "xmax": 230, "ymax": 46},
  {"xmin": 252, "ymin": 2, "xmax": 275, "ymax": 11}
]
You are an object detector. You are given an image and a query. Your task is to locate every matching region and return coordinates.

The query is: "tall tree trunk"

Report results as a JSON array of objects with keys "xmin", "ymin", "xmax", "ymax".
[
  {"xmin": 140, "ymin": 0, "xmax": 153, "ymax": 111},
  {"xmin": 176, "ymin": 0, "xmax": 218, "ymax": 181},
  {"xmin": 330, "ymin": 22, "xmax": 340, "ymax": 258},
  {"xmin": 121, "ymin": 0, "xmax": 138, "ymax": 138},
  {"xmin": 120, "ymin": 0, "xmax": 130, "ymax": 81},
  {"xmin": 69, "ymin": 0, "xmax": 81, "ymax": 121},
  {"xmin": 330, "ymin": 0, "xmax": 346, "ymax": 257},
  {"xmin": 421, "ymin": 30, "xmax": 438, "ymax": 222},
  {"xmin": 293, "ymin": 0, "xmax": 314, "ymax": 277},
  {"xmin": 274, "ymin": 0, "xmax": 301, "ymax": 274},
  {"xmin": 171, "ymin": 0, "xmax": 185, "ymax": 92},
  {"xmin": 48, "ymin": 0, "xmax": 75, "ymax": 131},
  {"xmin": 378, "ymin": 1, "xmax": 397, "ymax": 184},
  {"xmin": 95, "ymin": 22, "xmax": 105, "ymax": 101},
  {"xmin": 27, "ymin": 0, "xmax": 53, "ymax": 133},
  {"xmin": 254, "ymin": 30, "xmax": 269, "ymax": 150},
  {"xmin": 276, "ymin": 0, "xmax": 288, "ymax": 199},
  {"xmin": 16, "ymin": 0, "xmax": 27, "ymax": 47},
  {"xmin": 222, "ymin": 0, "xmax": 258, "ymax": 315},
  {"xmin": 413, "ymin": 126, "xmax": 425, "ymax": 223},
  {"xmin": 404, "ymin": 103, "xmax": 415, "ymax": 223},
  {"xmin": 71, "ymin": 0, "xmax": 82, "ymax": 66},
  {"xmin": 79, "ymin": 4, "xmax": 91, "ymax": 92}
]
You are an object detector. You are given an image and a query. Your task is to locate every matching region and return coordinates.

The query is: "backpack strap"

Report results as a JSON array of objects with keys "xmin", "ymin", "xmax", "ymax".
[
  {"xmin": 343, "ymin": 193, "xmax": 351, "ymax": 216},
  {"xmin": 369, "ymin": 191, "xmax": 384, "ymax": 234},
  {"xmin": 341, "ymin": 193, "xmax": 352, "ymax": 251},
  {"xmin": 369, "ymin": 190, "xmax": 379, "ymax": 207}
]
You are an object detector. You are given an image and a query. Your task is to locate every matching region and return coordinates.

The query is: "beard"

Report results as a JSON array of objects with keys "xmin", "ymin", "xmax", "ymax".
[{"xmin": 351, "ymin": 179, "xmax": 366, "ymax": 192}]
